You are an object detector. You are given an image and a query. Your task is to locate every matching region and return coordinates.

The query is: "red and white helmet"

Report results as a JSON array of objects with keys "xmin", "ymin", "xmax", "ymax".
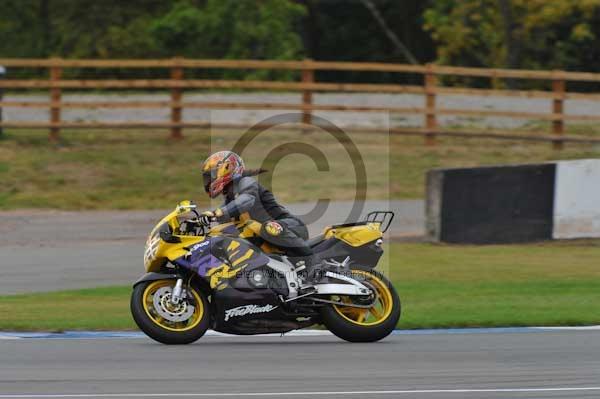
[{"xmin": 201, "ymin": 151, "xmax": 245, "ymax": 198}]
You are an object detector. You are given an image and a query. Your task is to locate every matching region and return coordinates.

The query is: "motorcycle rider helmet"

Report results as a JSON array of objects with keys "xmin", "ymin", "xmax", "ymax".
[{"xmin": 202, "ymin": 151, "xmax": 245, "ymax": 198}]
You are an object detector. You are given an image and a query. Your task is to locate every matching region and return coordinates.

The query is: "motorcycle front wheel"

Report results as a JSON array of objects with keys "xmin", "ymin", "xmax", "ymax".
[
  {"xmin": 131, "ymin": 280, "xmax": 210, "ymax": 345},
  {"xmin": 321, "ymin": 269, "xmax": 401, "ymax": 342}
]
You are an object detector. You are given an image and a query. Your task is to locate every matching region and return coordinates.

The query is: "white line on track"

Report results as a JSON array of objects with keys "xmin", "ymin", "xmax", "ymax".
[
  {"xmin": 2, "ymin": 387, "xmax": 600, "ymax": 397},
  {"xmin": 1, "ymin": 326, "xmax": 599, "ymax": 340}
]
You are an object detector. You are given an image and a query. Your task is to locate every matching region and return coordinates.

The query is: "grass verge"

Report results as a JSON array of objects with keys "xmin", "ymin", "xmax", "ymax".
[
  {"xmin": 394, "ymin": 240, "xmax": 600, "ymax": 328},
  {"xmin": 1, "ymin": 128, "xmax": 600, "ymax": 209},
  {"xmin": 1, "ymin": 241, "xmax": 598, "ymax": 331}
]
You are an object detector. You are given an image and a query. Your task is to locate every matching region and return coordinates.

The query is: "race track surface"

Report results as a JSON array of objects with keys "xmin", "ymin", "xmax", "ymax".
[
  {"xmin": 1, "ymin": 330, "xmax": 599, "ymax": 399},
  {"xmin": 0, "ymin": 200, "xmax": 423, "ymax": 295}
]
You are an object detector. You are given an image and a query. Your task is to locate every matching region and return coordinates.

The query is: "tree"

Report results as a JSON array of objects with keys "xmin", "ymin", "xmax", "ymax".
[
  {"xmin": 149, "ymin": 0, "xmax": 306, "ymax": 79},
  {"xmin": 0, "ymin": 0, "xmax": 47, "ymax": 58},
  {"xmin": 423, "ymin": 0, "xmax": 504, "ymax": 68},
  {"xmin": 151, "ymin": 0, "xmax": 305, "ymax": 58},
  {"xmin": 300, "ymin": 0, "xmax": 435, "ymax": 83},
  {"xmin": 50, "ymin": 0, "xmax": 168, "ymax": 59},
  {"xmin": 359, "ymin": 0, "xmax": 418, "ymax": 64},
  {"xmin": 424, "ymin": 0, "xmax": 600, "ymax": 76}
]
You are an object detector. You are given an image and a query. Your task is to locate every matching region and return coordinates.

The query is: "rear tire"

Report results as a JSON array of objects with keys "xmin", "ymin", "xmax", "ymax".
[
  {"xmin": 321, "ymin": 270, "xmax": 400, "ymax": 342},
  {"xmin": 131, "ymin": 280, "xmax": 210, "ymax": 345}
]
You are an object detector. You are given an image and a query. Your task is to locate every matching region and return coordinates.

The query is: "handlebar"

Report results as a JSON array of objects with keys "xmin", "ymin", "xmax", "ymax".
[{"xmin": 176, "ymin": 203, "xmax": 197, "ymax": 212}]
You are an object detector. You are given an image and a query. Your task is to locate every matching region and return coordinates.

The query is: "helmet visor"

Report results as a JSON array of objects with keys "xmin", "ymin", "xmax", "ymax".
[{"xmin": 202, "ymin": 170, "xmax": 217, "ymax": 193}]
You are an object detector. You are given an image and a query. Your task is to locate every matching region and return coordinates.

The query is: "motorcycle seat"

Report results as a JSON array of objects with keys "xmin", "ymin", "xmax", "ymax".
[{"xmin": 306, "ymin": 234, "xmax": 325, "ymax": 248}]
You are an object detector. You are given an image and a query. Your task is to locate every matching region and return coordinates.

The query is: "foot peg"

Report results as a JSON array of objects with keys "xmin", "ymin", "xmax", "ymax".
[
  {"xmin": 297, "ymin": 285, "xmax": 317, "ymax": 295},
  {"xmin": 322, "ymin": 256, "xmax": 350, "ymax": 270}
]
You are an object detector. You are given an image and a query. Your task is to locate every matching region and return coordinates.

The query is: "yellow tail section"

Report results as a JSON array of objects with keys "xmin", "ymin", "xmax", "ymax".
[{"xmin": 323, "ymin": 223, "xmax": 382, "ymax": 247}]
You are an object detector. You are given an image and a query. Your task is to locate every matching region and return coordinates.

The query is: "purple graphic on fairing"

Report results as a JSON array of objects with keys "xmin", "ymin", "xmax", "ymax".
[
  {"xmin": 174, "ymin": 237, "xmax": 225, "ymax": 276},
  {"xmin": 190, "ymin": 253, "xmax": 222, "ymax": 276},
  {"xmin": 220, "ymin": 224, "xmax": 239, "ymax": 235}
]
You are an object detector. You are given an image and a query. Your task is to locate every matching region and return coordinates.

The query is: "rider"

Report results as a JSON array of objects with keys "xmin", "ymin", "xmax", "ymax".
[{"xmin": 199, "ymin": 151, "xmax": 319, "ymax": 277}]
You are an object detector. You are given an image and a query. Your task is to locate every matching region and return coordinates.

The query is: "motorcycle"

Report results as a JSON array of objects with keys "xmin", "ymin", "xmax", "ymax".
[{"xmin": 130, "ymin": 200, "xmax": 401, "ymax": 344}]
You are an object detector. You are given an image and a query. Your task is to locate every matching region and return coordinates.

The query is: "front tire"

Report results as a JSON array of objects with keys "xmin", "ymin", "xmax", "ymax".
[
  {"xmin": 131, "ymin": 280, "xmax": 210, "ymax": 345},
  {"xmin": 321, "ymin": 269, "xmax": 400, "ymax": 342}
]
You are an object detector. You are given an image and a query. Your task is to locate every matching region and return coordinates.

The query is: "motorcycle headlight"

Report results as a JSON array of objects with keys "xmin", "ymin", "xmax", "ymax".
[{"xmin": 248, "ymin": 269, "xmax": 268, "ymax": 288}]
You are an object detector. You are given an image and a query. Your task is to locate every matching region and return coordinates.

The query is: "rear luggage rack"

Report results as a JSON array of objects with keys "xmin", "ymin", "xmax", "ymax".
[{"xmin": 366, "ymin": 211, "xmax": 395, "ymax": 233}]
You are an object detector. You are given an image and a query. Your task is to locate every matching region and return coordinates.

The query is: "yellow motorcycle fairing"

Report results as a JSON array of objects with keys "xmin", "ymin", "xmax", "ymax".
[
  {"xmin": 213, "ymin": 217, "xmax": 384, "ymax": 249},
  {"xmin": 144, "ymin": 201, "xmax": 206, "ymax": 273},
  {"xmin": 143, "ymin": 201, "xmax": 269, "ymax": 274},
  {"xmin": 323, "ymin": 222, "xmax": 383, "ymax": 247},
  {"xmin": 143, "ymin": 201, "xmax": 386, "ymax": 274},
  {"xmin": 207, "ymin": 218, "xmax": 283, "ymax": 254}
]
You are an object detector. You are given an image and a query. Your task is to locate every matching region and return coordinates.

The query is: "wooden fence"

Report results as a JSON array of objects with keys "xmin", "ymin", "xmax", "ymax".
[{"xmin": 2, "ymin": 57, "xmax": 600, "ymax": 148}]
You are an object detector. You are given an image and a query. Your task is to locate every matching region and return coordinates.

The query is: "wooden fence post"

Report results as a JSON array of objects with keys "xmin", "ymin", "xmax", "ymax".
[
  {"xmin": 301, "ymin": 58, "xmax": 314, "ymax": 128},
  {"xmin": 49, "ymin": 58, "xmax": 62, "ymax": 142},
  {"xmin": 424, "ymin": 63, "xmax": 437, "ymax": 146},
  {"xmin": 170, "ymin": 57, "xmax": 184, "ymax": 139},
  {"xmin": 552, "ymin": 72, "xmax": 565, "ymax": 150}
]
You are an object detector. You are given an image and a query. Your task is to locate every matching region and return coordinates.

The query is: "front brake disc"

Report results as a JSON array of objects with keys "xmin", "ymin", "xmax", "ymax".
[{"xmin": 152, "ymin": 286, "xmax": 195, "ymax": 322}]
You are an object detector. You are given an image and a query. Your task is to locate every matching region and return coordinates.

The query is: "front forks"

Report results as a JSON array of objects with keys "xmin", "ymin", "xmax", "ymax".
[{"xmin": 171, "ymin": 278, "xmax": 184, "ymax": 305}]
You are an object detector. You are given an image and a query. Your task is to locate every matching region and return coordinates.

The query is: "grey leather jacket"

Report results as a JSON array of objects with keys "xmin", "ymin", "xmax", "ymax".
[{"xmin": 217, "ymin": 177, "xmax": 292, "ymax": 223}]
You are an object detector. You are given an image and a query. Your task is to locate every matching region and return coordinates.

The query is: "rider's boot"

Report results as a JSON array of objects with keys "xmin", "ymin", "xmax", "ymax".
[{"xmin": 293, "ymin": 254, "xmax": 325, "ymax": 288}]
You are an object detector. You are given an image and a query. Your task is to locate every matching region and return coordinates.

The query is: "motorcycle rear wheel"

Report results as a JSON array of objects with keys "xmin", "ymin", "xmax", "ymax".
[
  {"xmin": 321, "ymin": 269, "xmax": 400, "ymax": 342},
  {"xmin": 131, "ymin": 280, "xmax": 210, "ymax": 345}
]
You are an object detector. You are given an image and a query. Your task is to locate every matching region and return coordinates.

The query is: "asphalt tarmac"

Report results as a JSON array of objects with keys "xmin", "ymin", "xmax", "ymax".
[
  {"xmin": 1, "ymin": 330, "xmax": 599, "ymax": 398},
  {"xmin": 0, "ymin": 200, "xmax": 423, "ymax": 295}
]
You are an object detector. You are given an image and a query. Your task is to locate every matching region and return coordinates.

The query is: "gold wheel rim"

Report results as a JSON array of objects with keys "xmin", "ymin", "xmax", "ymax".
[
  {"xmin": 142, "ymin": 280, "xmax": 204, "ymax": 332},
  {"xmin": 332, "ymin": 270, "xmax": 393, "ymax": 326}
]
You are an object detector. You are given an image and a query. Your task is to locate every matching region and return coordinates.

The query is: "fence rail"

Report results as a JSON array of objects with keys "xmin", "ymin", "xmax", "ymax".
[{"xmin": 1, "ymin": 57, "xmax": 600, "ymax": 148}]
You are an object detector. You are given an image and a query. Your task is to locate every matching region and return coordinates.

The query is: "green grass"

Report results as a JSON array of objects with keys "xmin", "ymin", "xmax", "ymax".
[
  {"xmin": 392, "ymin": 240, "xmax": 600, "ymax": 329},
  {"xmin": 1, "ymin": 127, "xmax": 600, "ymax": 209},
  {"xmin": 0, "ymin": 286, "xmax": 133, "ymax": 331},
  {"xmin": 1, "ymin": 241, "xmax": 598, "ymax": 331}
]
